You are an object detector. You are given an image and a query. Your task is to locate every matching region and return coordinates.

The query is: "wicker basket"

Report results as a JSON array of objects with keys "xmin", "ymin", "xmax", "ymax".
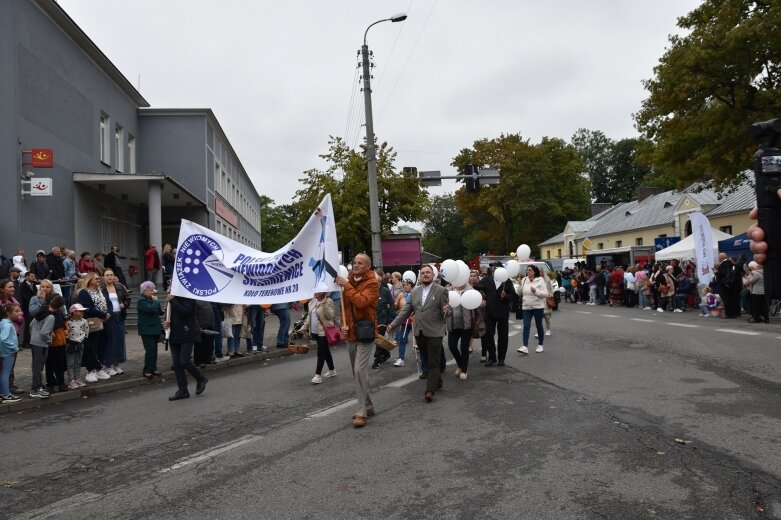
[
  {"xmin": 287, "ymin": 341, "xmax": 310, "ymax": 354},
  {"xmin": 374, "ymin": 334, "xmax": 397, "ymax": 351}
]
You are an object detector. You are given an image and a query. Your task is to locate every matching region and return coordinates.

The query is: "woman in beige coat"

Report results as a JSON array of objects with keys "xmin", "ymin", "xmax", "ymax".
[{"xmin": 301, "ymin": 292, "xmax": 337, "ymax": 384}]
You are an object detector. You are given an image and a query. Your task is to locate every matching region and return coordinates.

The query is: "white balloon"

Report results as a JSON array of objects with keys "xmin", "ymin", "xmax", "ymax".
[
  {"xmin": 429, "ymin": 264, "xmax": 439, "ymax": 279},
  {"xmin": 453, "ymin": 261, "xmax": 470, "ymax": 287},
  {"xmin": 516, "ymin": 244, "xmax": 531, "ymax": 261},
  {"xmin": 338, "ymin": 265, "xmax": 349, "ymax": 278},
  {"xmin": 402, "ymin": 270, "xmax": 417, "ymax": 285},
  {"xmin": 493, "ymin": 267, "xmax": 509, "ymax": 283},
  {"xmin": 440, "ymin": 259, "xmax": 458, "ymax": 282},
  {"xmin": 505, "ymin": 259, "xmax": 521, "ymax": 278},
  {"xmin": 460, "ymin": 289, "xmax": 483, "ymax": 310},
  {"xmin": 448, "ymin": 291, "xmax": 462, "ymax": 308}
]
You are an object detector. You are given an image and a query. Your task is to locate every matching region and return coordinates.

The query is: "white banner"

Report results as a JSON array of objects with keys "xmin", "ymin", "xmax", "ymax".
[
  {"xmin": 689, "ymin": 211, "xmax": 714, "ymax": 286},
  {"xmin": 170, "ymin": 194, "xmax": 339, "ymax": 304}
]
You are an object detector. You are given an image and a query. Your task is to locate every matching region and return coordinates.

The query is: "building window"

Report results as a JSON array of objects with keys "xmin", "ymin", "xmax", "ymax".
[
  {"xmin": 615, "ymin": 240, "xmax": 622, "ymax": 247},
  {"xmin": 557, "ymin": 248, "xmax": 561, "ymax": 258},
  {"xmin": 128, "ymin": 135, "xmax": 136, "ymax": 173},
  {"xmin": 658, "ymin": 234, "xmax": 667, "ymax": 238},
  {"xmin": 115, "ymin": 125, "xmax": 124, "ymax": 172},
  {"xmin": 720, "ymin": 225, "xmax": 732, "ymax": 235},
  {"xmin": 100, "ymin": 113, "xmax": 110, "ymax": 165},
  {"xmin": 546, "ymin": 251, "xmax": 551, "ymax": 259},
  {"xmin": 635, "ymin": 238, "xmax": 643, "ymax": 246},
  {"xmin": 597, "ymin": 243, "xmax": 603, "ymax": 250}
]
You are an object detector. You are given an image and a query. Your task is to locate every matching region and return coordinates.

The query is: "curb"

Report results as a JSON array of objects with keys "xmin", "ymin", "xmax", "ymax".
[{"xmin": 0, "ymin": 347, "xmax": 296, "ymax": 415}]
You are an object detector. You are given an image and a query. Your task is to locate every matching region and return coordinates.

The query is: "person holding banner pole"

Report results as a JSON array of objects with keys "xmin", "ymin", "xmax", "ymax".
[
  {"xmin": 163, "ymin": 295, "xmax": 208, "ymax": 401},
  {"xmin": 335, "ymin": 253, "xmax": 379, "ymax": 428}
]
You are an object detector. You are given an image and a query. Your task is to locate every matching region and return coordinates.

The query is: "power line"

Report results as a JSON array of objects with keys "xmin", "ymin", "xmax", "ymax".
[
  {"xmin": 377, "ymin": 0, "xmax": 439, "ymax": 120},
  {"xmin": 343, "ymin": 66, "xmax": 360, "ymax": 144}
]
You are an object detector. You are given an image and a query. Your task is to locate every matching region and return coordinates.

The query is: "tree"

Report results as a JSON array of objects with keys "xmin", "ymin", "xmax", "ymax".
[
  {"xmin": 421, "ymin": 194, "xmax": 467, "ymax": 260},
  {"xmin": 292, "ymin": 136, "xmax": 429, "ymax": 259},
  {"xmin": 570, "ymin": 129, "xmax": 656, "ymax": 203},
  {"xmin": 634, "ymin": 0, "xmax": 781, "ymax": 190},
  {"xmin": 259, "ymin": 196, "xmax": 298, "ymax": 252},
  {"xmin": 452, "ymin": 134, "xmax": 591, "ymax": 256}
]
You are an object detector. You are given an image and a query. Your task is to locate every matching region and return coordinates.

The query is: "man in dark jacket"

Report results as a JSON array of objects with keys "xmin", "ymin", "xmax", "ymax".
[
  {"xmin": 30, "ymin": 251, "xmax": 50, "ymax": 280},
  {"xmin": 164, "ymin": 296, "xmax": 208, "ymax": 400},
  {"xmin": 46, "ymin": 247, "xmax": 65, "ymax": 281},
  {"xmin": 476, "ymin": 262, "xmax": 517, "ymax": 367},
  {"xmin": 715, "ymin": 253, "xmax": 740, "ymax": 318}
]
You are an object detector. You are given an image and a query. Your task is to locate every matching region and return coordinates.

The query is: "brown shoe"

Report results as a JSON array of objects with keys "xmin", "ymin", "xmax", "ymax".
[
  {"xmin": 425, "ymin": 391, "xmax": 434, "ymax": 402},
  {"xmin": 352, "ymin": 408, "xmax": 376, "ymax": 419},
  {"xmin": 353, "ymin": 415, "xmax": 366, "ymax": 427}
]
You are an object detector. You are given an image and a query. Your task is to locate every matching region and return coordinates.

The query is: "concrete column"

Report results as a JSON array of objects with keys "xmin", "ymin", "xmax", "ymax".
[{"xmin": 148, "ymin": 181, "xmax": 163, "ymax": 286}]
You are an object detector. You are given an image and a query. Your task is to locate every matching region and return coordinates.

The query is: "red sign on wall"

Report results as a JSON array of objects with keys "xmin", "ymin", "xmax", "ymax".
[
  {"xmin": 30, "ymin": 148, "xmax": 54, "ymax": 168},
  {"xmin": 215, "ymin": 198, "xmax": 239, "ymax": 228}
]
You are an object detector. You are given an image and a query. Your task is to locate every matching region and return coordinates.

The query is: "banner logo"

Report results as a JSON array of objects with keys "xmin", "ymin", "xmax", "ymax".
[{"xmin": 176, "ymin": 234, "xmax": 234, "ymax": 297}]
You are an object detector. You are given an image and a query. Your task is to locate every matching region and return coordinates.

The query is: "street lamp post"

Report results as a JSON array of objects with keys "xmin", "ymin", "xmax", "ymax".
[{"xmin": 361, "ymin": 13, "xmax": 407, "ymax": 269}]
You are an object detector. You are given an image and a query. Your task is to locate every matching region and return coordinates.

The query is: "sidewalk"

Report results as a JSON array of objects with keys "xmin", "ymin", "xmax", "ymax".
[{"xmin": 1, "ymin": 309, "xmax": 305, "ymax": 415}]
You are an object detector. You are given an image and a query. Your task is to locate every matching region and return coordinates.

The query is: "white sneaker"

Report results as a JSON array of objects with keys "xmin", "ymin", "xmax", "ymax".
[
  {"xmin": 113, "ymin": 366, "xmax": 124, "ymax": 375},
  {"xmin": 393, "ymin": 358, "xmax": 405, "ymax": 367},
  {"xmin": 261, "ymin": 346, "xmax": 268, "ymax": 352},
  {"xmin": 459, "ymin": 372, "xmax": 468, "ymax": 380},
  {"xmin": 96, "ymin": 369, "xmax": 111, "ymax": 380},
  {"xmin": 536, "ymin": 345, "xmax": 544, "ymax": 353},
  {"xmin": 656, "ymin": 308, "xmax": 664, "ymax": 313},
  {"xmin": 311, "ymin": 374, "xmax": 323, "ymax": 384},
  {"xmin": 534, "ymin": 333, "xmax": 539, "ymax": 338},
  {"xmin": 455, "ymin": 368, "xmax": 462, "ymax": 376},
  {"xmin": 517, "ymin": 346, "xmax": 529, "ymax": 354},
  {"xmin": 216, "ymin": 356, "xmax": 230, "ymax": 363},
  {"xmin": 545, "ymin": 330, "xmax": 551, "ymax": 336},
  {"xmin": 324, "ymin": 370, "xmax": 337, "ymax": 378},
  {"xmin": 85, "ymin": 371, "xmax": 98, "ymax": 383},
  {"xmin": 251, "ymin": 346, "xmax": 258, "ymax": 352},
  {"xmin": 674, "ymin": 309, "xmax": 683, "ymax": 313},
  {"xmin": 107, "ymin": 367, "xmax": 117, "ymax": 376}
]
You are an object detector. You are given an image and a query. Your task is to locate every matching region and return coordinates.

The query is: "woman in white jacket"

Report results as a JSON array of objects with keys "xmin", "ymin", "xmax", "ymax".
[{"xmin": 516, "ymin": 265, "xmax": 548, "ymax": 354}]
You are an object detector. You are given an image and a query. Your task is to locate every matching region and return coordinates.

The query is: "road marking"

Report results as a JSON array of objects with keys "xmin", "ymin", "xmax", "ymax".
[
  {"xmin": 668, "ymin": 323, "xmax": 699, "ymax": 328},
  {"xmin": 602, "ymin": 314, "xmax": 620, "ymax": 318},
  {"xmin": 576, "ymin": 311, "xmax": 592, "ymax": 315},
  {"xmin": 716, "ymin": 329, "xmax": 761, "ymax": 336},
  {"xmin": 631, "ymin": 318, "xmax": 655, "ymax": 323},
  {"xmin": 160, "ymin": 435, "xmax": 261, "ymax": 473},
  {"xmin": 308, "ymin": 399, "xmax": 357, "ymax": 418},
  {"xmin": 385, "ymin": 374, "xmax": 420, "ymax": 388}
]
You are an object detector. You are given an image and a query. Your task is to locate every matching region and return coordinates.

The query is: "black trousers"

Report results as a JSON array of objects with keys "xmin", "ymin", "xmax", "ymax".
[
  {"xmin": 416, "ymin": 334, "xmax": 443, "ymax": 394},
  {"xmin": 170, "ymin": 342, "xmax": 205, "ymax": 392},
  {"xmin": 751, "ymin": 294, "xmax": 769, "ymax": 322},
  {"xmin": 481, "ymin": 315, "xmax": 509, "ymax": 363},
  {"xmin": 45, "ymin": 347, "xmax": 66, "ymax": 388},
  {"xmin": 448, "ymin": 328, "xmax": 471, "ymax": 373},
  {"xmin": 313, "ymin": 334, "xmax": 334, "ymax": 374},
  {"xmin": 193, "ymin": 340, "xmax": 212, "ymax": 365}
]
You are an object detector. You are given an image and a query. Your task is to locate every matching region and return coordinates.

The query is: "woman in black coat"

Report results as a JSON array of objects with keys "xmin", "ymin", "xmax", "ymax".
[{"xmin": 163, "ymin": 295, "xmax": 207, "ymax": 401}]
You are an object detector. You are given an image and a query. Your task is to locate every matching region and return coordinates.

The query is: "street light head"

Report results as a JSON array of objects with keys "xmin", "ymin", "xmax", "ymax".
[{"xmin": 390, "ymin": 13, "xmax": 407, "ymax": 22}]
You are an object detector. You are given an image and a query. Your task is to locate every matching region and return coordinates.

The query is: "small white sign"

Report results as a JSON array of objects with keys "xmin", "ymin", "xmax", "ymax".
[{"xmin": 30, "ymin": 178, "xmax": 53, "ymax": 196}]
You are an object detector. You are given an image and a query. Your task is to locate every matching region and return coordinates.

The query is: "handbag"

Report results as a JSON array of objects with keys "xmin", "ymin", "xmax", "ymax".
[
  {"xmin": 470, "ymin": 310, "xmax": 486, "ymax": 339},
  {"xmin": 545, "ymin": 296, "xmax": 556, "ymax": 308},
  {"xmin": 87, "ymin": 317, "xmax": 103, "ymax": 333},
  {"xmin": 220, "ymin": 320, "xmax": 233, "ymax": 339},
  {"xmin": 350, "ymin": 303, "xmax": 375, "ymax": 343},
  {"xmin": 324, "ymin": 325, "xmax": 346, "ymax": 346}
]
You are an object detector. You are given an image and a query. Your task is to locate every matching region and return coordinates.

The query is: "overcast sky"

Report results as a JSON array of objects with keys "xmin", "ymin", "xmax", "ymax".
[{"xmin": 58, "ymin": 0, "xmax": 702, "ymax": 204}]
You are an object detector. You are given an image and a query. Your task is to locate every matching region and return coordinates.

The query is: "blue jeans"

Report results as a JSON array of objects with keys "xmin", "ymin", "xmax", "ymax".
[
  {"xmin": 1, "ymin": 354, "xmax": 14, "ymax": 396},
  {"xmin": 228, "ymin": 324, "xmax": 242, "ymax": 353},
  {"xmin": 271, "ymin": 304, "xmax": 290, "ymax": 346},
  {"xmin": 247, "ymin": 305, "xmax": 266, "ymax": 348},
  {"xmin": 522, "ymin": 308, "xmax": 545, "ymax": 347},
  {"xmin": 103, "ymin": 313, "xmax": 127, "ymax": 366},
  {"xmin": 395, "ymin": 323, "xmax": 411, "ymax": 360}
]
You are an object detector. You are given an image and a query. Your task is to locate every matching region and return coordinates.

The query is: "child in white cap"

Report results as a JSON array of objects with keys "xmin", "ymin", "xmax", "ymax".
[{"xmin": 66, "ymin": 303, "xmax": 89, "ymax": 389}]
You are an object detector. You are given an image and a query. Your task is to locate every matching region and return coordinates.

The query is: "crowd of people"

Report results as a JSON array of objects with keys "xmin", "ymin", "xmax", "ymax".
[{"xmin": 554, "ymin": 254, "xmax": 768, "ymax": 323}]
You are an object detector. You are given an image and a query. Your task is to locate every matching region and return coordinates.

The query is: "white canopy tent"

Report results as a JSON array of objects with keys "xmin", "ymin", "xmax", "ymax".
[{"xmin": 654, "ymin": 228, "xmax": 733, "ymax": 261}]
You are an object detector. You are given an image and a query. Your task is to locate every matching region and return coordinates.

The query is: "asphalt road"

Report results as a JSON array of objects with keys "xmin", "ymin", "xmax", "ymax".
[{"xmin": 1, "ymin": 303, "xmax": 779, "ymax": 519}]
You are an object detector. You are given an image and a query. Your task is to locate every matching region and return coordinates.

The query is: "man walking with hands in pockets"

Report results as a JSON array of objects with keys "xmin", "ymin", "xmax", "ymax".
[
  {"xmin": 388, "ymin": 264, "xmax": 450, "ymax": 403},
  {"xmin": 335, "ymin": 253, "xmax": 379, "ymax": 428}
]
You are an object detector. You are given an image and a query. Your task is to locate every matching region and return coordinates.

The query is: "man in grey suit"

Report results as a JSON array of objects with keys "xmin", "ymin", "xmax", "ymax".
[{"xmin": 388, "ymin": 265, "xmax": 450, "ymax": 402}]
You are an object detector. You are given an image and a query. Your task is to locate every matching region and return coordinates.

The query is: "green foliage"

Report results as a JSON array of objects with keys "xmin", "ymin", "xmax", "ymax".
[
  {"xmin": 259, "ymin": 196, "xmax": 298, "ymax": 252},
  {"xmin": 452, "ymin": 134, "xmax": 591, "ymax": 256},
  {"xmin": 634, "ymin": 0, "xmax": 781, "ymax": 190},
  {"xmin": 292, "ymin": 136, "xmax": 429, "ymax": 257},
  {"xmin": 570, "ymin": 129, "xmax": 656, "ymax": 203},
  {"xmin": 421, "ymin": 194, "xmax": 467, "ymax": 260}
]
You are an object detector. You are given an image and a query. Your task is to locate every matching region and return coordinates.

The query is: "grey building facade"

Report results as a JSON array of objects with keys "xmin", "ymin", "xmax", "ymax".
[{"xmin": 1, "ymin": 0, "xmax": 262, "ymax": 283}]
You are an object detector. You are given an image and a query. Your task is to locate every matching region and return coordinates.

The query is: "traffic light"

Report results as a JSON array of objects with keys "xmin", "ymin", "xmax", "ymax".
[{"xmin": 464, "ymin": 164, "xmax": 480, "ymax": 192}]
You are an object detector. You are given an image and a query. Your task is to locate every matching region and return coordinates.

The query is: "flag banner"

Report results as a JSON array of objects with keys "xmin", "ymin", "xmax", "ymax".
[
  {"xmin": 170, "ymin": 194, "xmax": 339, "ymax": 304},
  {"xmin": 689, "ymin": 211, "xmax": 714, "ymax": 286}
]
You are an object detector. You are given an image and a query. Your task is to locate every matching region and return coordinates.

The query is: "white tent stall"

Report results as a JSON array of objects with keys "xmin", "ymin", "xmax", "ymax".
[{"xmin": 654, "ymin": 228, "xmax": 733, "ymax": 261}]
